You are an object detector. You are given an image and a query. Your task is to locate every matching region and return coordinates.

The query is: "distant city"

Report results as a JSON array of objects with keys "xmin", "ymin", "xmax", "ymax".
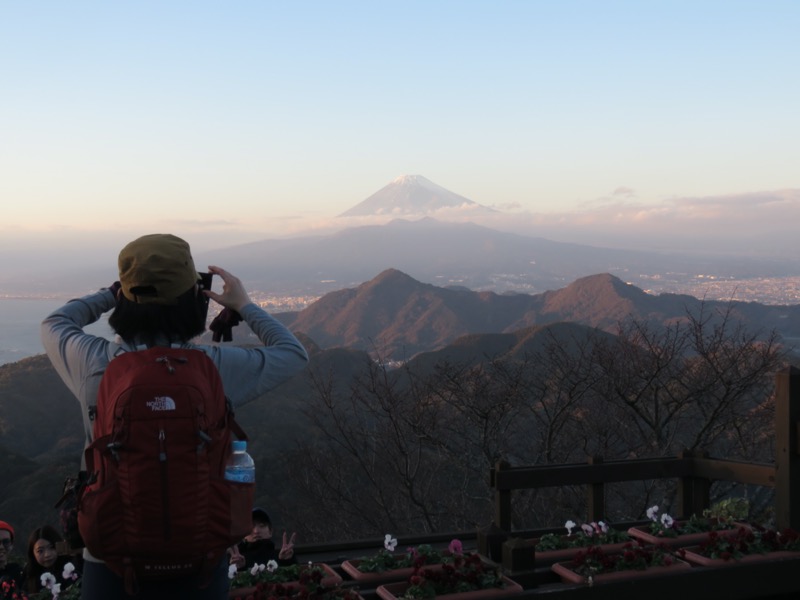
[
  {"xmin": 3, "ymin": 271, "xmax": 799, "ymax": 314},
  {"xmin": 635, "ymin": 273, "xmax": 800, "ymax": 305},
  {"xmin": 240, "ymin": 272, "xmax": 800, "ymax": 314}
]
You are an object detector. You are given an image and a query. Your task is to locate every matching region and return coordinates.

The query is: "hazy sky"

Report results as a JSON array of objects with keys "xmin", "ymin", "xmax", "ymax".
[{"xmin": 2, "ymin": 1, "xmax": 799, "ymax": 256}]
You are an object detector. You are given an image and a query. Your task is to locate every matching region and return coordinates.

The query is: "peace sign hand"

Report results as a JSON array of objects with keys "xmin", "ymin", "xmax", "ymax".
[{"xmin": 278, "ymin": 531, "xmax": 297, "ymax": 560}]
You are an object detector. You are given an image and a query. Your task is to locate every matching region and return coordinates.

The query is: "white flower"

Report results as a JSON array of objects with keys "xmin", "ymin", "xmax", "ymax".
[
  {"xmin": 62, "ymin": 562, "xmax": 76, "ymax": 581},
  {"xmin": 250, "ymin": 563, "xmax": 266, "ymax": 576},
  {"xmin": 564, "ymin": 520, "xmax": 576, "ymax": 535},
  {"xmin": 266, "ymin": 560, "xmax": 279, "ymax": 573},
  {"xmin": 646, "ymin": 505, "xmax": 659, "ymax": 521},
  {"xmin": 384, "ymin": 533, "xmax": 398, "ymax": 552},
  {"xmin": 580, "ymin": 523, "xmax": 593, "ymax": 535},
  {"xmin": 40, "ymin": 572, "xmax": 57, "ymax": 588},
  {"xmin": 661, "ymin": 513, "xmax": 674, "ymax": 527},
  {"xmin": 228, "ymin": 564, "xmax": 238, "ymax": 579},
  {"xmin": 598, "ymin": 521, "xmax": 608, "ymax": 533},
  {"xmin": 51, "ymin": 582, "xmax": 61, "ymax": 596}
]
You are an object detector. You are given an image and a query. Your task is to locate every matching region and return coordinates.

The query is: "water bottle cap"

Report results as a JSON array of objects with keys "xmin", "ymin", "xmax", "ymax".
[{"xmin": 232, "ymin": 440, "xmax": 247, "ymax": 452}]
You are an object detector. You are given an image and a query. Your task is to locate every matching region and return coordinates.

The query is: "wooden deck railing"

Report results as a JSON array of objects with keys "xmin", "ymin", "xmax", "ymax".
[
  {"xmin": 478, "ymin": 365, "xmax": 800, "ymax": 573},
  {"xmin": 273, "ymin": 367, "xmax": 800, "ymax": 599}
]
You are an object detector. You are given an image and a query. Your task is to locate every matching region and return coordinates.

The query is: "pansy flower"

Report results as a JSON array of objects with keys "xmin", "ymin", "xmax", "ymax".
[{"xmin": 384, "ymin": 534, "xmax": 398, "ymax": 552}]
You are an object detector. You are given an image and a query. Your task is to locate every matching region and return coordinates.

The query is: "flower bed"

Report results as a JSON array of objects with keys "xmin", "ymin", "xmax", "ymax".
[
  {"xmin": 550, "ymin": 541, "xmax": 691, "ymax": 585},
  {"xmin": 375, "ymin": 553, "xmax": 522, "ymax": 600},
  {"xmin": 677, "ymin": 525, "xmax": 800, "ymax": 567},
  {"xmin": 627, "ymin": 505, "xmax": 745, "ymax": 548},
  {"xmin": 229, "ymin": 561, "xmax": 342, "ymax": 595},
  {"xmin": 230, "ymin": 582, "xmax": 363, "ymax": 600},
  {"xmin": 12, "ymin": 561, "xmax": 82, "ymax": 600},
  {"xmin": 375, "ymin": 577, "xmax": 522, "ymax": 600},
  {"xmin": 532, "ymin": 519, "xmax": 631, "ymax": 564},
  {"xmin": 341, "ymin": 535, "xmax": 452, "ymax": 585}
]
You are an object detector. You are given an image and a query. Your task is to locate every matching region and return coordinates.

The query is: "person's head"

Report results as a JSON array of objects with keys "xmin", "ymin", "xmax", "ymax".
[
  {"xmin": 0, "ymin": 520, "xmax": 14, "ymax": 569},
  {"xmin": 26, "ymin": 525, "xmax": 62, "ymax": 571},
  {"xmin": 251, "ymin": 508, "xmax": 273, "ymax": 540},
  {"xmin": 108, "ymin": 233, "xmax": 210, "ymax": 345}
]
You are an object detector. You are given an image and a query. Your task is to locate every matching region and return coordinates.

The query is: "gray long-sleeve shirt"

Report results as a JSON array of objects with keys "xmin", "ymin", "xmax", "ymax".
[{"xmin": 41, "ymin": 288, "xmax": 309, "ymax": 445}]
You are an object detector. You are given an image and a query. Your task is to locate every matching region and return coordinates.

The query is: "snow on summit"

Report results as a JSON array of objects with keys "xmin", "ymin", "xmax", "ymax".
[{"xmin": 339, "ymin": 174, "xmax": 495, "ymax": 217}]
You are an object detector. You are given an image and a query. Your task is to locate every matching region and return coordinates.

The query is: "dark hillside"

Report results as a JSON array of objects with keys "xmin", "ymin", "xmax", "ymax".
[
  {"xmin": 0, "ymin": 355, "xmax": 84, "ymax": 460},
  {"xmin": 0, "ymin": 443, "xmax": 39, "ymax": 496},
  {"xmin": 279, "ymin": 270, "xmax": 800, "ymax": 360},
  {"xmin": 0, "ymin": 460, "xmax": 76, "ymax": 552},
  {"xmin": 405, "ymin": 321, "xmax": 616, "ymax": 374},
  {"xmin": 279, "ymin": 268, "xmax": 543, "ymax": 358}
]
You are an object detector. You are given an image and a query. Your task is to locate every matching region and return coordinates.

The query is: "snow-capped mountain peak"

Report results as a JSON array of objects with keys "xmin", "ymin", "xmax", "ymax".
[{"xmin": 339, "ymin": 174, "xmax": 495, "ymax": 217}]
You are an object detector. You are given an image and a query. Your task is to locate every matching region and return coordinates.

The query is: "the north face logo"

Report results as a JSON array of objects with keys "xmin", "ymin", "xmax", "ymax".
[{"xmin": 146, "ymin": 396, "xmax": 176, "ymax": 411}]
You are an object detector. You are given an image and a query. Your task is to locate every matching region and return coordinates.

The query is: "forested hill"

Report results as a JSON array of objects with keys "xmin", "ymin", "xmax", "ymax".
[{"xmin": 274, "ymin": 270, "xmax": 800, "ymax": 360}]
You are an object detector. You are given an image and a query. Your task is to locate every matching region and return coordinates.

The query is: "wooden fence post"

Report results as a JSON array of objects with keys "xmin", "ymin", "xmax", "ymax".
[
  {"xmin": 775, "ymin": 366, "xmax": 800, "ymax": 530},
  {"xmin": 678, "ymin": 449, "xmax": 710, "ymax": 518},
  {"xmin": 493, "ymin": 460, "xmax": 512, "ymax": 532},
  {"xmin": 478, "ymin": 461, "xmax": 512, "ymax": 561},
  {"xmin": 587, "ymin": 456, "xmax": 605, "ymax": 521}
]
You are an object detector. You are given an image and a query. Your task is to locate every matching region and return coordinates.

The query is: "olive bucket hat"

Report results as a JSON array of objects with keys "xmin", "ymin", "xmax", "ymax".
[{"xmin": 118, "ymin": 233, "xmax": 199, "ymax": 305}]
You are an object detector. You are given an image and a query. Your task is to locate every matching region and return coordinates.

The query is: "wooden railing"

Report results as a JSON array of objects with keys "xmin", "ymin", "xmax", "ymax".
[{"xmin": 478, "ymin": 365, "xmax": 800, "ymax": 571}]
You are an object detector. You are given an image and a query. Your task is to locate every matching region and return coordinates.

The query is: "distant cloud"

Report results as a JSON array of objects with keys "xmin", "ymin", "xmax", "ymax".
[
  {"xmin": 490, "ymin": 201, "xmax": 523, "ymax": 210},
  {"xmin": 304, "ymin": 188, "xmax": 800, "ymax": 256},
  {"xmin": 480, "ymin": 188, "xmax": 800, "ymax": 256},
  {"xmin": 4, "ymin": 189, "xmax": 800, "ymax": 277},
  {"xmin": 611, "ymin": 187, "xmax": 636, "ymax": 198},
  {"xmin": 164, "ymin": 218, "xmax": 240, "ymax": 228}
]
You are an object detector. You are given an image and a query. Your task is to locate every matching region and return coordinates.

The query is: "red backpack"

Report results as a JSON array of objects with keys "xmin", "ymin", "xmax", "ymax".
[{"xmin": 78, "ymin": 346, "xmax": 254, "ymax": 591}]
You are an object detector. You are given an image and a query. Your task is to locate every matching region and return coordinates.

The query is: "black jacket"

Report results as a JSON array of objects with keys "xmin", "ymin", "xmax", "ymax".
[
  {"xmin": 0, "ymin": 562, "xmax": 24, "ymax": 593},
  {"xmin": 238, "ymin": 539, "xmax": 296, "ymax": 569}
]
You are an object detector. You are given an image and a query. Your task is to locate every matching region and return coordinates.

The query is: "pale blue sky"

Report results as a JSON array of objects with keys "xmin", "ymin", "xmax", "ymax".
[{"xmin": 1, "ymin": 1, "xmax": 799, "ymax": 254}]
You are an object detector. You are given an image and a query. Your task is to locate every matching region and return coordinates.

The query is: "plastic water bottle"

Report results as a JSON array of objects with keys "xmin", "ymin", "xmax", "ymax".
[{"xmin": 224, "ymin": 440, "xmax": 256, "ymax": 483}]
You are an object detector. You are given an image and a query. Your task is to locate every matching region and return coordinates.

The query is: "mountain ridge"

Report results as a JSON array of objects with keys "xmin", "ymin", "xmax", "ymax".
[
  {"xmin": 276, "ymin": 270, "xmax": 800, "ymax": 360},
  {"xmin": 197, "ymin": 217, "xmax": 800, "ymax": 300}
]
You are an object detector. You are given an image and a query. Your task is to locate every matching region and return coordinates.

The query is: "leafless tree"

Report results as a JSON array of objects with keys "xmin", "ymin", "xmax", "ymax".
[{"xmin": 277, "ymin": 307, "xmax": 786, "ymax": 542}]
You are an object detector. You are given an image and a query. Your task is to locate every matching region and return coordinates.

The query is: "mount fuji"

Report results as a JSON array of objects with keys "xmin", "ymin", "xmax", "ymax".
[{"xmin": 338, "ymin": 174, "xmax": 497, "ymax": 217}]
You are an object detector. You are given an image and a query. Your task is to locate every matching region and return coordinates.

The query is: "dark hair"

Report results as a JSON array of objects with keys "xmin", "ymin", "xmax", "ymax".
[
  {"xmin": 108, "ymin": 285, "xmax": 208, "ymax": 346},
  {"xmin": 252, "ymin": 508, "xmax": 272, "ymax": 527},
  {"xmin": 24, "ymin": 525, "xmax": 63, "ymax": 592}
]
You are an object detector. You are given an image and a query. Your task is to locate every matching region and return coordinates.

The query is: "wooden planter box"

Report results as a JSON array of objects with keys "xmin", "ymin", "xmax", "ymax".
[
  {"xmin": 375, "ymin": 576, "xmax": 523, "ymax": 600},
  {"xmin": 627, "ymin": 521, "xmax": 748, "ymax": 549},
  {"xmin": 531, "ymin": 537, "xmax": 631, "ymax": 565},
  {"xmin": 229, "ymin": 563, "xmax": 343, "ymax": 598},
  {"xmin": 680, "ymin": 546, "xmax": 800, "ymax": 568},
  {"xmin": 341, "ymin": 559, "xmax": 442, "ymax": 585},
  {"xmin": 551, "ymin": 557, "xmax": 693, "ymax": 585}
]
